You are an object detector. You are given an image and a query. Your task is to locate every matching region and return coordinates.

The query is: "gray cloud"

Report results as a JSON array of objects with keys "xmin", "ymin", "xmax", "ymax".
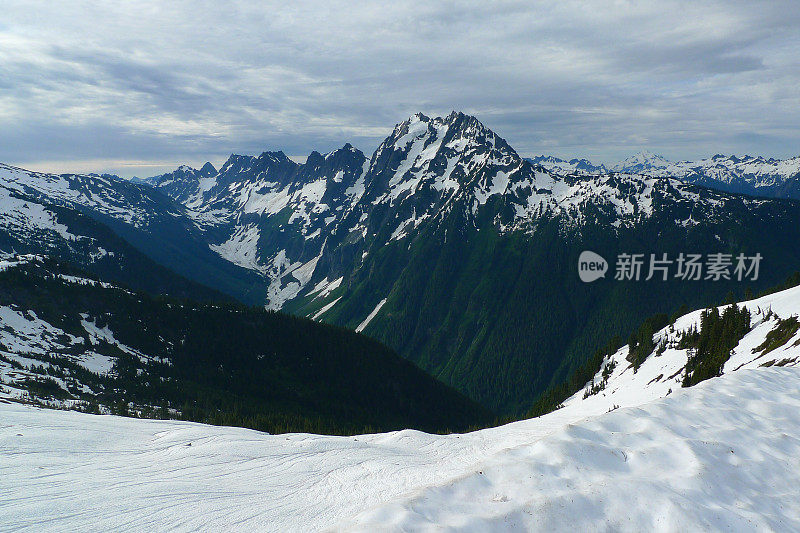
[{"xmin": 2, "ymin": 0, "xmax": 799, "ymax": 176}]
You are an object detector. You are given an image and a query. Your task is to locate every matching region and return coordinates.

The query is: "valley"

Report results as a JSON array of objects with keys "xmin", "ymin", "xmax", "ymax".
[{"xmin": 4, "ymin": 113, "xmax": 800, "ymax": 413}]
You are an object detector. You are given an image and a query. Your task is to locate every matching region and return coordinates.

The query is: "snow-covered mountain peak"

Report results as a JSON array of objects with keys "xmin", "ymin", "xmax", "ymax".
[
  {"xmin": 322, "ymin": 143, "xmax": 362, "ymax": 160},
  {"xmin": 526, "ymin": 155, "xmax": 608, "ymax": 175},
  {"xmin": 217, "ymin": 150, "xmax": 296, "ymax": 179},
  {"xmin": 359, "ymin": 112, "xmax": 528, "ymax": 222},
  {"xmin": 122, "ymin": 115, "xmax": 800, "ymax": 311},
  {"xmin": 316, "ymin": 143, "xmax": 366, "ymax": 164},
  {"xmin": 387, "ymin": 112, "xmax": 503, "ymax": 150},
  {"xmin": 611, "ymin": 150, "xmax": 671, "ymax": 173},
  {"xmin": 256, "ymin": 150, "xmax": 293, "ymax": 165}
]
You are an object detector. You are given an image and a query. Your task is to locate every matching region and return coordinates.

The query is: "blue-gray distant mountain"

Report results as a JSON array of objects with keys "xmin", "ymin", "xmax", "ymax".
[
  {"xmin": 525, "ymin": 155, "xmax": 608, "ymax": 175},
  {"xmin": 531, "ymin": 150, "xmax": 800, "ymax": 200}
]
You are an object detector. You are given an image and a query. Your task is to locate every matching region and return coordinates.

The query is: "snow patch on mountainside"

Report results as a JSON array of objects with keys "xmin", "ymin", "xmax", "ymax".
[
  {"xmin": 309, "ymin": 276, "xmax": 343, "ymax": 300},
  {"xmin": 356, "ymin": 298, "xmax": 387, "ymax": 332},
  {"xmin": 209, "ymin": 224, "xmax": 265, "ymax": 273},
  {"xmin": 312, "ymin": 296, "xmax": 342, "ymax": 320},
  {"xmin": 57, "ymin": 274, "xmax": 116, "ymax": 289}
]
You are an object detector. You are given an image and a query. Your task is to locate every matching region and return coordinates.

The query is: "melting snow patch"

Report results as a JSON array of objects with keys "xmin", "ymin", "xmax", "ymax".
[
  {"xmin": 210, "ymin": 224, "xmax": 266, "ymax": 274},
  {"xmin": 311, "ymin": 296, "xmax": 342, "ymax": 320},
  {"xmin": 356, "ymin": 298, "xmax": 387, "ymax": 332}
]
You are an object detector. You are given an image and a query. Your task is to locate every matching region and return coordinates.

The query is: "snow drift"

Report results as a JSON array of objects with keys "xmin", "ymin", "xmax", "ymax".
[{"xmin": 2, "ymin": 368, "xmax": 799, "ymax": 532}]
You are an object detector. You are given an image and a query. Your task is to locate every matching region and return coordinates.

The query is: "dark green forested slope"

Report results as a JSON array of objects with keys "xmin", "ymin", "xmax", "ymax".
[
  {"xmin": 0, "ymin": 259, "xmax": 492, "ymax": 434},
  {"xmin": 296, "ymin": 194, "xmax": 800, "ymax": 415}
]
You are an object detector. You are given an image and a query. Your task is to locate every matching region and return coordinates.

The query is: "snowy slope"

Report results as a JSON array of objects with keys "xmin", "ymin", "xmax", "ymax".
[
  {"xmin": 0, "ymin": 162, "xmax": 182, "ymax": 232},
  {"xmin": 2, "ymin": 284, "xmax": 800, "ymax": 531},
  {"xmin": 567, "ymin": 284, "xmax": 800, "ymax": 415},
  {"xmin": 2, "ymin": 368, "xmax": 798, "ymax": 531},
  {"xmin": 0, "ymin": 256, "xmax": 167, "ymax": 408},
  {"xmin": 345, "ymin": 368, "xmax": 800, "ymax": 532}
]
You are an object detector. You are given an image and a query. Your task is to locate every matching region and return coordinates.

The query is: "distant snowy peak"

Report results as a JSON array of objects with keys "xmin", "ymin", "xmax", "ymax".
[
  {"xmin": 147, "ymin": 163, "xmax": 218, "ymax": 204},
  {"xmin": 527, "ymin": 155, "xmax": 608, "ymax": 175},
  {"xmin": 611, "ymin": 150, "xmax": 671, "ymax": 173},
  {"xmin": 531, "ymin": 151, "xmax": 800, "ymax": 199},
  {"xmin": 667, "ymin": 154, "xmax": 800, "ymax": 190},
  {"xmin": 629, "ymin": 153, "xmax": 800, "ymax": 199},
  {"xmin": 152, "ymin": 145, "xmax": 368, "ymax": 211}
]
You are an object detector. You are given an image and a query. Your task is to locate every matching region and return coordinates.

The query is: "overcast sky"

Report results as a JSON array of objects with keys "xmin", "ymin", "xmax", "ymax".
[{"xmin": 2, "ymin": 1, "xmax": 799, "ymax": 177}]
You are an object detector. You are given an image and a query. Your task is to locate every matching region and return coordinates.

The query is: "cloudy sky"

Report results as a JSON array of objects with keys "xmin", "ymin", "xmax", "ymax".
[{"xmin": 2, "ymin": 1, "xmax": 799, "ymax": 177}]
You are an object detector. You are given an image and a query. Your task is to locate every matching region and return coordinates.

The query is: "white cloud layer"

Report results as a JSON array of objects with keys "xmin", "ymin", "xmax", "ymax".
[{"xmin": 2, "ymin": 0, "xmax": 799, "ymax": 176}]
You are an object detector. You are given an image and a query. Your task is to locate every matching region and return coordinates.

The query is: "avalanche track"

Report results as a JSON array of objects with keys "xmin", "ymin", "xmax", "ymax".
[{"xmin": 2, "ymin": 367, "xmax": 799, "ymax": 532}]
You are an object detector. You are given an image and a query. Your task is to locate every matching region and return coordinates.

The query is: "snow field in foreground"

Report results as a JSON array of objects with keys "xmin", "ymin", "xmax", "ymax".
[{"xmin": 2, "ymin": 367, "xmax": 799, "ymax": 532}]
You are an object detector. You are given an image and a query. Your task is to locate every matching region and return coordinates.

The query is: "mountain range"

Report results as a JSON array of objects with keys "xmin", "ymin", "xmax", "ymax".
[
  {"xmin": 3, "ymin": 112, "xmax": 800, "ymax": 414},
  {"xmin": 528, "ymin": 150, "xmax": 800, "ymax": 199}
]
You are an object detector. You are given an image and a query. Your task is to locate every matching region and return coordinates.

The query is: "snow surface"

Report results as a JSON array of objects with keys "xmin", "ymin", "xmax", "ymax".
[{"xmin": 2, "ymin": 367, "xmax": 799, "ymax": 532}]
